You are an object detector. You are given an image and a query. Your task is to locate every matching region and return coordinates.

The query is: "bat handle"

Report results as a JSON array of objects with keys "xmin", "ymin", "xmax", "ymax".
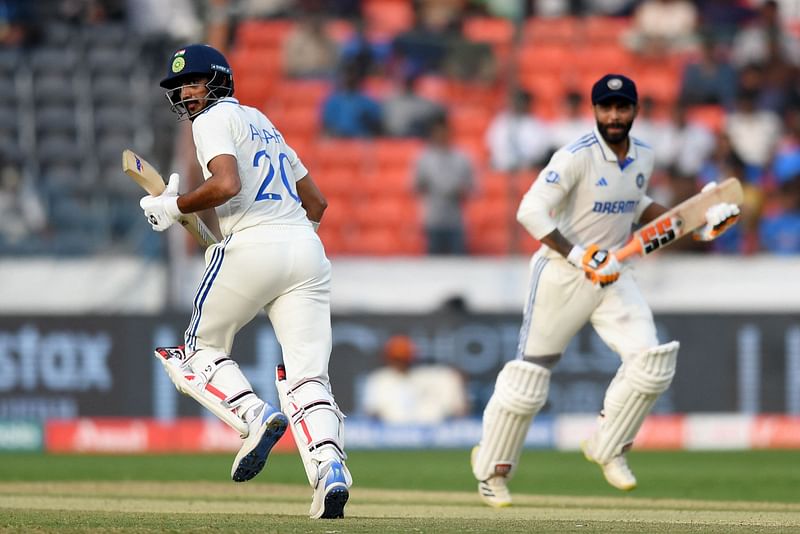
[{"xmin": 613, "ymin": 239, "xmax": 643, "ymax": 263}]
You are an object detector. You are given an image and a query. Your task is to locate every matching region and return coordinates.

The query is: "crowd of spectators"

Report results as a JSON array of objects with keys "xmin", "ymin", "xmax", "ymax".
[{"xmin": 3, "ymin": 0, "xmax": 800, "ymax": 255}]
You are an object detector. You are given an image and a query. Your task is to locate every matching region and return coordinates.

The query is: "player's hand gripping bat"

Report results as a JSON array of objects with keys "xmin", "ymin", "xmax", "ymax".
[
  {"xmin": 122, "ymin": 149, "xmax": 219, "ymax": 247},
  {"xmin": 614, "ymin": 177, "xmax": 744, "ymax": 262}
]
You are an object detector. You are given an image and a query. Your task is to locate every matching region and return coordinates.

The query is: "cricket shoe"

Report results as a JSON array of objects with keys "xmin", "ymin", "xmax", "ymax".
[
  {"xmin": 231, "ymin": 403, "xmax": 288, "ymax": 482},
  {"xmin": 471, "ymin": 446, "xmax": 512, "ymax": 508},
  {"xmin": 581, "ymin": 439, "xmax": 637, "ymax": 491},
  {"xmin": 309, "ymin": 459, "xmax": 351, "ymax": 519}
]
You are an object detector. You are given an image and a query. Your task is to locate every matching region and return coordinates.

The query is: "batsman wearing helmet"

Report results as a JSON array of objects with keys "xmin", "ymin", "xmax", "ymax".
[
  {"xmin": 139, "ymin": 44, "xmax": 351, "ymax": 519},
  {"xmin": 471, "ymin": 74, "xmax": 740, "ymax": 507}
]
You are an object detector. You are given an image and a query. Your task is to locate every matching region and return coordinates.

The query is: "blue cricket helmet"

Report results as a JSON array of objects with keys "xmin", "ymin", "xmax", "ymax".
[
  {"xmin": 160, "ymin": 44, "xmax": 235, "ymax": 120},
  {"xmin": 160, "ymin": 44, "xmax": 233, "ymax": 90}
]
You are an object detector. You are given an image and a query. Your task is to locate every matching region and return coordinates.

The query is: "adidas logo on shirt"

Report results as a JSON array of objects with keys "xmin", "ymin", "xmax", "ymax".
[{"xmin": 595, "ymin": 177, "xmax": 609, "ymax": 186}]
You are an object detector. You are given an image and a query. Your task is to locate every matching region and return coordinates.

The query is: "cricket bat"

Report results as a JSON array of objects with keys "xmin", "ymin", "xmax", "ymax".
[
  {"xmin": 122, "ymin": 149, "xmax": 219, "ymax": 248},
  {"xmin": 615, "ymin": 177, "xmax": 744, "ymax": 262}
]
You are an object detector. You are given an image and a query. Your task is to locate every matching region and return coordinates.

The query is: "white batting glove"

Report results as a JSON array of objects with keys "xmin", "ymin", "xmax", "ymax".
[
  {"xmin": 693, "ymin": 182, "xmax": 741, "ymax": 242},
  {"xmin": 139, "ymin": 173, "xmax": 182, "ymax": 232}
]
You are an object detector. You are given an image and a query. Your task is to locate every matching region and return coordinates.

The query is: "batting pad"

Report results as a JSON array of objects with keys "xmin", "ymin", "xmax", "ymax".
[
  {"xmin": 472, "ymin": 360, "xmax": 550, "ymax": 482},
  {"xmin": 591, "ymin": 341, "xmax": 679, "ymax": 463},
  {"xmin": 155, "ymin": 347, "xmax": 260, "ymax": 436},
  {"xmin": 276, "ymin": 366, "xmax": 347, "ymax": 486}
]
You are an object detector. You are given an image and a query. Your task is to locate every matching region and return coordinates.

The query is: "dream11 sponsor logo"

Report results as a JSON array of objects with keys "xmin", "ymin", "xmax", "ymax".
[{"xmin": 0, "ymin": 324, "xmax": 113, "ymax": 392}]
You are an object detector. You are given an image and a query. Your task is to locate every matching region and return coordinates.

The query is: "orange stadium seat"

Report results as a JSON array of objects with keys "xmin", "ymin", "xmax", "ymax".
[
  {"xmin": 687, "ymin": 104, "xmax": 727, "ymax": 133},
  {"xmin": 316, "ymin": 140, "xmax": 368, "ymax": 174},
  {"xmin": 314, "ymin": 168, "xmax": 357, "ymax": 198},
  {"xmin": 522, "ymin": 17, "xmax": 579, "ymax": 44},
  {"xmin": 372, "ymin": 138, "xmax": 423, "ymax": 169},
  {"xmin": 518, "ymin": 43, "xmax": 572, "ymax": 76},
  {"xmin": 235, "ymin": 19, "xmax": 295, "ymax": 49},
  {"xmin": 352, "ymin": 227, "xmax": 404, "ymax": 255},
  {"xmin": 450, "ymin": 106, "xmax": 493, "ymax": 138},
  {"xmin": 362, "ymin": 0, "xmax": 414, "ymax": 37},
  {"xmin": 469, "ymin": 225, "xmax": 513, "ymax": 255},
  {"xmin": 269, "ymin": 105, "xmax": 320, "ymax": 144},
  {"xmin": 268, "ymin": 80, "xmax": 331, "ymax": 111},
  {"xmin": 582, "ymin": 16, "xmax": 632, "ymax": 44},
  {"xmin": 574, "ymin": 44, "xmax": 634, "ymax": 74},
  {"xmin": 414, "ymin": 75, "xmax": 451, "ymax": 104},
  {"xmin": 463, "ymin": 17, "xmax": 514, "ymax": 47},
  {"xmin": 479, "ymin": 170, "xmax": 515, "ymax": 200}
]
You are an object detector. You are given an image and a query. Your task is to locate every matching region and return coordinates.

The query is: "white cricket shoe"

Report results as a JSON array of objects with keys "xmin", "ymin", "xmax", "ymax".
[
  {"xmin": 581, "ymin": 439, "xmax": 637, "ymax": 491},
  {"xmin": 231, "ymin": 403, "xmax": 288, "ymax": 482},
  {"xmin": 471, "ymin": 446, "xmax": 512, "ymax": 508},
  {"xmin": 309, "ymin": 459, "xmax": 351, "ymax": 519}
]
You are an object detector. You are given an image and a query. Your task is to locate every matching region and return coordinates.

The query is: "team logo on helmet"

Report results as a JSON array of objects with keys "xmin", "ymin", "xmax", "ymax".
[
  {"xmin": 171, "ymin": 56, "xmax": 186, "ymax": 73},
  {"xmin": 607, "ymin": 78, "xmax": 623, "ymax": 90}
]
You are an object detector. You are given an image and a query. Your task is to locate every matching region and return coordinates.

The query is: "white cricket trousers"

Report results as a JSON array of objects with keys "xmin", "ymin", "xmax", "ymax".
[
  {"xmin": 185, "ymin": 224, "xmax": 332, "ymax": 384},
  {"xmin": 518, "ymin": 251, "xmax": 659, "ymax": 359}
]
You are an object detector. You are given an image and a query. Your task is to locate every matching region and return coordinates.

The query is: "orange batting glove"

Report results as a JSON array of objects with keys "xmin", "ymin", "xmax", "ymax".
[{"xmin": 581, "ymin": 245, "xmax": 621, "ymax": 287}]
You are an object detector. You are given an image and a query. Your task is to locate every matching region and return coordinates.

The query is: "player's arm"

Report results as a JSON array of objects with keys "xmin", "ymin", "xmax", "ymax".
[
  {"xmin": 637, "ymin": 200, "xmax": 669, "ymax": 225},
  {"xmin": 176, "ymin": 154, "xmax": 241, "ymax": 213},
  {"xmin": 297, "ymin": 173, "xmax": 328, "ymax": 229},
  {"xmin": 517, "ymin": 153, "xmax": 620, "ymax": 287}
]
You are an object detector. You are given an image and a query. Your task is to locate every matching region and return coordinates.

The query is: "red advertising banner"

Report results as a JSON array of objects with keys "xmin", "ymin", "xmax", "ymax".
[{"xmin": 45, "ymin": 418, "xmax": 297, "ymax": 454}]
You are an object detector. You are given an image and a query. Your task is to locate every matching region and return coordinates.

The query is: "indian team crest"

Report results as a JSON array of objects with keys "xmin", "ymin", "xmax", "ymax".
[
  {"xmin": 636, "ymin": 173, "xmax": 645, "ymax": 188},
  {"xmin": 171, "ymin": 56, "xmax": 186, "ymax": 73},
  {"xmin": 607, "ymin": 78, "xmax": 623, "ymax": 90}
]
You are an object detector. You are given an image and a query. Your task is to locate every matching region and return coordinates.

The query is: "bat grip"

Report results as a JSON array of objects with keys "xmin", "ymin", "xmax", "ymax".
[{"xmin": 613, "ymin": 239, "xmax": 643, "ymax": 263}]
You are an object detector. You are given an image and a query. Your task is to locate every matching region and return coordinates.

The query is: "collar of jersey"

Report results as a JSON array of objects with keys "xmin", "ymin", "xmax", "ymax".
[
  {"xmin": 197, "ymin": 96, "xmax": 240, "ymax": 117},
  {"xmin": 593, "ymin": 125, "xmax": 637, "ymax": 165}
]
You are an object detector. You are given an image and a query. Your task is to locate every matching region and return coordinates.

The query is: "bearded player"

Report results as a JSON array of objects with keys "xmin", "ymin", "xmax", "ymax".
[
  {"xmin": 471, "ymin": 74, "xmax": 740, "ymax": 507},
  {"xmin": 138, "ymin": 44, "xmax": 351, "ymax": 519}
]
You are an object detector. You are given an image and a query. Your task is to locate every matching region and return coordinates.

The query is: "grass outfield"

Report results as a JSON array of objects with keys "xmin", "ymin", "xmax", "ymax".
[{"xmin": 1, "ymin": 450, "xmax": 799, "ymax": 532}]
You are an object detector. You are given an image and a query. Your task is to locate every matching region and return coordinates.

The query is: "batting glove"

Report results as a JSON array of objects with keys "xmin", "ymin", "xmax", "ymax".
[
  {"xmin": 693, "ymin": 182, "xmax": 740, "ymax": 241},
  {"xmin": 569, "ymin": 244, "xmax": 620, "ymax": 287},
  {"xmin": 139, "ymin": 173, "xmax": 182, "ymax": 232}
]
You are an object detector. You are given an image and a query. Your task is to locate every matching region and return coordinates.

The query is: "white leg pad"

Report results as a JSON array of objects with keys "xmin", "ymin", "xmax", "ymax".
[
  {"xmin": 472, "ymin": 360, "xmax": 550, "ymax": 482},
  {"xmin": 276, "ymin": 366, "xmax": 348, "ymax": 487},
  {"xmin": 155, "ymin": 346, "xmax": 261, "ymax": 436},
  {"xmin": 591, "ymin": 341, "xmax": 679, "ymax": 463}
]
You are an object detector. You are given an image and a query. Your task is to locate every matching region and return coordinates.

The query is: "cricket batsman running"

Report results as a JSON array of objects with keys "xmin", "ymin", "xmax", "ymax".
[
  {"xmin": 138, "ymin": 44, "xmax": 351, "ymax": 519},
  {"xmin": 471, "ymin": 74, "xmax": 740, "ymax": 507}
]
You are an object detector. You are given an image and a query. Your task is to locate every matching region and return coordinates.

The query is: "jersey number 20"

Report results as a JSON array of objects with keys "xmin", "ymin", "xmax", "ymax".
[{"xmin": 253, "ymin": 150, "xmax": 300, "ymax": 202}]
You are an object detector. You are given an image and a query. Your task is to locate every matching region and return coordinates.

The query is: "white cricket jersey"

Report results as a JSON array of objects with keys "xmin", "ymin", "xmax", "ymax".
[
  {"xmin": 518, "ymin": 127, "xmax": 655, "ymax": 259},
  {"xmin": 191, "ymin": 97, "xmax": 310, "ymax": 237}
]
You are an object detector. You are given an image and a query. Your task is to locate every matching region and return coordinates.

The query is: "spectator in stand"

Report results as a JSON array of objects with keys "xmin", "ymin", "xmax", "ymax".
[
  {"xmin": 666, "ymin": 102, "xmax": 716, "ymax": 177},
  {"xmin": 724, "ymin": 87, "xmax": 782, "ymax": 175},
  {"xmin": 731, "ymin": 0, "xmax": 800, "ymax": 68},
  {"xmin": 549, "ymin": 91, "xmax": 594, "ymax": 153},
  {"xmin": 624, "ymin": 0, "xmax": 699, "ymax": 56},
  {"xmin": 485, "ymin": 89, "xmax": 551, "ymax": 172},
  {"xmin": 760, "ymin": 157, "xmax": 800, "ymax": 253},
  {"xmin": 0, "ymin": 151, "xmax": 47, "ymax": 246},
  {"xmin": 698, "ymin": 131, "xmax": 760, "ymax": 254},
  {"xmin": 630, "ymin": 96, "xmax": 675, "ymax": 170},
  {"xmin": 360, "ymin": 334, "xmax": 469, "ymax": 425},
  {"xmin": 678, "ymin": 34, "xmax": 737, "ymax": 109},
  {"xmin": 382, "ymin": 72, "xmax": 445, "ymax": 138},
  {"xmin": 697, "ymin": 0, "xmax": 756, "ymax": 46},
  {"xmin": 339, "ymin": 19, "xmax": 392, "ymax": 79},
  {"xmin": 282, "ymin": 13, "xmax": 338, "ymax": 79},
  {"xmin": 391, "ymin": 0, "xmax": 462, "ymax": 76},
  {"xmin": 321, "ymin": 60, "xmax": 382, "ymax": 138},
  {"xmin": 0, "ymin": 0, "xmax": 35, "ymax": 46},
  {"xmin": 414, "ymin": 113, "xmax": 474, "ymax": 255}
]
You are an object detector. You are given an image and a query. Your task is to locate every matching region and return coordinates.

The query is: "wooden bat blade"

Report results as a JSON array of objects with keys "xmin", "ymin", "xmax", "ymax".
[
  {"xmin": 121, "ymin": 149, "xmax": 219, "ymax": 248},
  {"xmin": 122, "ymin": 149, "xmax": 167, "ymax": 196},
  {"xmin": 615, "ymin": 177, "xmax": 744, "ymax": 262}
]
